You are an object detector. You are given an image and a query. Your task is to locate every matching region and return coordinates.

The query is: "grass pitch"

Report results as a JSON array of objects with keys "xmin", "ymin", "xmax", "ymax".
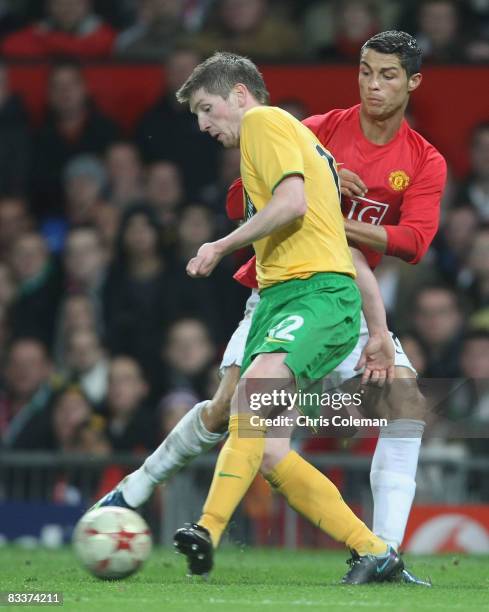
[{"xmin": 0, "ymin": 547, "xmax": 487, "ymax": 611}]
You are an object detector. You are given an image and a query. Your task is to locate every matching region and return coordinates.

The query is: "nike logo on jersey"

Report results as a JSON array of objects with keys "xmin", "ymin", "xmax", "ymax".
[
  {"xmin": 343, "ymin": 196, "xmax": 389, "ymax": 226},
  {"xmin": 218, "ymin": 472, "xmax": 242, "ymax": 479}
]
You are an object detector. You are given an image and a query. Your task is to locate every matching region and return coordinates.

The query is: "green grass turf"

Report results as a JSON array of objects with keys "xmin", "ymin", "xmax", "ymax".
[{"xmin": 0, "ymin": 547, "xmax": 488, "ymax": 611}]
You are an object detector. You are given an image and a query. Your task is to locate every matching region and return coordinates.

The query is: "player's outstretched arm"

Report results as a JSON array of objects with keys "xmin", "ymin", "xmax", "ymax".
[
  {"xmin": 187, "ymin": 176, "xmax": 306, "ymax": 278},
  {"xmin": 351, "ymin": 247, "xmax": 394, "ymax": 386}
]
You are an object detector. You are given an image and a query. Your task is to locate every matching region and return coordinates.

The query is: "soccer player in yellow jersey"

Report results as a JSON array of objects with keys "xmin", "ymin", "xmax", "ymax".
[{"xmin": 172, "ymin": 52, "xmax": 403, "ymax": 584}]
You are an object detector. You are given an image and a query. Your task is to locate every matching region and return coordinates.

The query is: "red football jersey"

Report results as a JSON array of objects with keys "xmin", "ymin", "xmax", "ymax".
[
  {"xmin": 304, "ymin": 104, "xmax": 447, "ymax": 268},
  {"xmin": 232, "ymin": 104, "xmax": 447, "ymax": 289}
]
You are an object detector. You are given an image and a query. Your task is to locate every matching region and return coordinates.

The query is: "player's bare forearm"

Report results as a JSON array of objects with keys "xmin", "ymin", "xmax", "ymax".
[
  {"xmin": 344, "ymin": 218, "xmax": 388, "ymax": 253},
  {"xmin": 351, "ymin": 247, "xmax": 388, "ymax": 335},
  {"xmin": 351, "ymin": 247, "xmax": 394, "ymax": 385},
  {"xmin": 186, "ymin": 176, "xmax": 306, "ymax": 278},
  {"xmin": 216, "ymin": 176, "xmax": 306, "ymax": 256}
]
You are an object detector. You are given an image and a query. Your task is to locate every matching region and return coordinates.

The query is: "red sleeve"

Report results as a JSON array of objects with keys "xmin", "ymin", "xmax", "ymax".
[
  {"xmin": 225, "ymin": 178, "xmax": 244, "ymax": 221},
  {"xmin": 233, "ymin": 256, "xmax": 258, "ymax": 289},
  {"xmin": 384, "ymin": 150, "xmax": 447, "ymax": 264}
]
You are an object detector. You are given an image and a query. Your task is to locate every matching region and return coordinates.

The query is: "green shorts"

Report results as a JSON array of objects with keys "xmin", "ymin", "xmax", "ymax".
[{"xmin": 241, "ymin": 273, "xmax": 361, "ymax": 413}]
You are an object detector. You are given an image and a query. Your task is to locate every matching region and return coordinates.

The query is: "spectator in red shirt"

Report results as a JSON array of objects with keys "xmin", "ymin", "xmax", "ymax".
[{"xmin": 1, "ymin": 0, "xmax": 116, "ymax": 59}]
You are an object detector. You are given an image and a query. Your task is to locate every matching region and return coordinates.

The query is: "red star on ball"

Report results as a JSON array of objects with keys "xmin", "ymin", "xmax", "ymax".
[{"xmin": 112, "ymin": 529, "xmax": 138, "ymax": 551}]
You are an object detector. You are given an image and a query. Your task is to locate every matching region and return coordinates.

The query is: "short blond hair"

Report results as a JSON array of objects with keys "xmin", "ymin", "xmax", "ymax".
[{"xmin": 176, "ymin": 51, "xmax": 269, "ymax": 105}]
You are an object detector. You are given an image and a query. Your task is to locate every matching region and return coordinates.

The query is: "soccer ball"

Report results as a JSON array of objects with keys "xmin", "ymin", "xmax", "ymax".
[{"xmin": 73, "ymin": 507, "xmax": 152, "ymax": 579}]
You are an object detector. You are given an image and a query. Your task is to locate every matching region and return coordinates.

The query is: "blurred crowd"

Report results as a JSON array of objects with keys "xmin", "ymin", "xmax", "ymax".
[
  {"xmin": 0, "ymin": 0, "xmax": 488, "ymax": 64},
  {"xmin": 0, "ymin": 0, "xmax": 488, "ymax": 480},
  {"xmin": 0, "ymin": 46, "xmax": 253, "ymax": 459}
]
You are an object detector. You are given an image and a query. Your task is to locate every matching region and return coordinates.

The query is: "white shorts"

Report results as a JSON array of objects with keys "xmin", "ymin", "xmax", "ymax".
[
  {"xmin": 219, "ymin": 289, "xmax": 260, "ymax": 375},
  {"xmin": 219, "ymin": 291, "xmax": 416, "ymax": 380},
  {"xmin": 325, "ymin": 312, "xmax": 416, "ymax": 389}
]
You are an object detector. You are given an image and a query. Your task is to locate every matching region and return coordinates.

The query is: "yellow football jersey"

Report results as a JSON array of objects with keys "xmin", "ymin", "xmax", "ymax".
[{"xmin": 239, "ymin": 106, "xmax": 355, "ymax": 289}]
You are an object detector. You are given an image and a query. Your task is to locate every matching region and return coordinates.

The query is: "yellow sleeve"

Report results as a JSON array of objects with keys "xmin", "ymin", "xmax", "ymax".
[{"xmin": 241, "ymin": 108, "xmax": 304, "ymax": 194}]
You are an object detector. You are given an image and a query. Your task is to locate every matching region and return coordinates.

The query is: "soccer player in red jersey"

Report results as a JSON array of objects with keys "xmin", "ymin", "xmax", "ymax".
[
  {"xmin": 234, "ymin": 30, "xmax": 446, "ymax": 556},
  {"xmin": 95, "ymin": 31, "xmax": 444, "ymax": 584},
  {"xmin": 317, "ymin": 32, "xmax": 445, "ymax": 553}
]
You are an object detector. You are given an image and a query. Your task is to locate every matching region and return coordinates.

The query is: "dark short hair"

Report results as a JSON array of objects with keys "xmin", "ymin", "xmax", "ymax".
[
  {"xmin": 361, "ymin": 30, "xmax": 422, "ymax": 77},
  {"xmin": 176, "ymin": 51, "xmax": 269, "ymax": 106}
]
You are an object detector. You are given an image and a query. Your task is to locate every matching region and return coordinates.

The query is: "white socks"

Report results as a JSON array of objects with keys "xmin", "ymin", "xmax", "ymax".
[
  {"xmin": 370, "ymin": 419, "xmax": 424, "ymax": 550},
  {"xmin": 121, "ymin": 401, "xmax": 226, "ymax": 507}
]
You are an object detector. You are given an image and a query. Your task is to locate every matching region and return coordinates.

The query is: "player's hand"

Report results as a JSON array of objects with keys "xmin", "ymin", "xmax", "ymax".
[
  {"xmin": 339, "ymin": 167, "xmax": 368, "ymax": 198},
  {"xmin": 186, "ymin": 242, "xmax": 223, "ymax": 278},
  {"xmin": 354, "ymin": 331, "xmax": 395, "ymax": 387}
]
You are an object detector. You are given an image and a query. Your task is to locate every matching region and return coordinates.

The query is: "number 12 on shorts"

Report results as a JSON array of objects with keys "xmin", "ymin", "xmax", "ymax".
[{"xmin": 267, "ymin": 315, "xmax": 304, "ymax": 342}]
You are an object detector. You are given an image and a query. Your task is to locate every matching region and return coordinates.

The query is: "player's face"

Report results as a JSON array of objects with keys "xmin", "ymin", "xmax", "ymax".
[
  {"xmin": 190, "ymin": 88, "xmax": 242, "ymax": 148},
  {"xmin": 358, "ymin": 49, "xmax": 421, "ymax": 120}
]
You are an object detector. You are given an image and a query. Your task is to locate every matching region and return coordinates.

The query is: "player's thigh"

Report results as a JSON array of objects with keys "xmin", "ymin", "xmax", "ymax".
[
  {"xmin": 203, "ymin": 351, "xmax": 293, "ymax": 428},
  {"xmin": 331, "ymin": 324, "xmax": 423, "ymax": 420},
  {"xmin": 243, "ymin": 351, "xmax": 292, "ymax": 379},
  {"xmin": 231, "ymin": 352, "xmax": 294, "ymax": 417}
]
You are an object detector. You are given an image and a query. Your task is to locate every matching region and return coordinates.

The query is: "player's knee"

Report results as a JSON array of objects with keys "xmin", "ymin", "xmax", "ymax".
[
  {"xmin": 203, "ymin": 365, "xmax": 241, "ymax": 431},
  {"xmin": 260, "ymin": 438, "xmax": 291, "ymax": 475},
  {"xmin": 389, "ymin": 367, "xmax": 426, "ymax": 421},
  {"xmin": 202, "ymin": 395, "xmax": 230, "ymax": 432},
  {"xmin": 260, "ymin": 451, "xmax": 276, "ymax": 476},
  {"xmin": 208, "ymin": 399, "xmax": 230, "ymax": 431}
]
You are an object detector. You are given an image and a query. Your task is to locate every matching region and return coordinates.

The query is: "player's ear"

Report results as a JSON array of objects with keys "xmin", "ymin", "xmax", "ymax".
[
  {"xmin": 407, "ymin": 72, "xmax": 422, "ymax": 93},
  {"xmin": 233, "ymin": 83, "xmax": 248, "ymax": 107}
]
